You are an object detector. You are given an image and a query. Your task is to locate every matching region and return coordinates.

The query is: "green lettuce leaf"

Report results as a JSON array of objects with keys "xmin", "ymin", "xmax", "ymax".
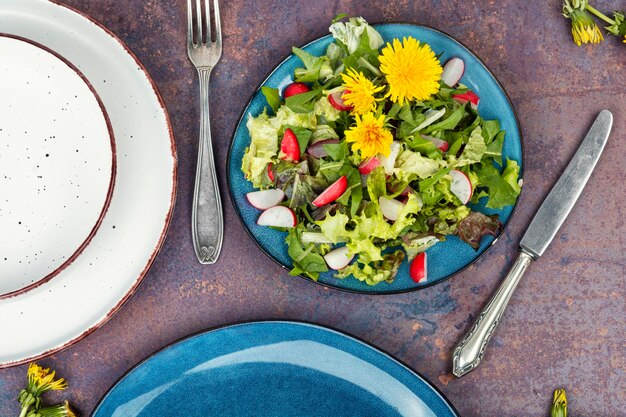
[
  {"xmin": 261, "ymin": 86, "xmax": 281, "ymax": 113},
  {"xmin": 285, "ymin": 89, "xmax": 322, "ymax": 114},
  {"xmin": 314, "ymin": 95, "xmax": 342, "ymax": 122},
  {"xmin": 335, "ymin": 250, "xmax": 405, "ymax": 285},
  {"xmin": 401, "ymin": 233, "xmax": 439, "ymax": 260},
  {"xmin": 485, "ymin": 131, "xmax": 505, "ymax": 166},
  {"xmin": 475, "ymin": 158, "xmax": 521, "ymax": 209},
  {"xmin": 242, "ymin": 112, "xmax": 279, "ymax": 188},
  {"xmin": 286, "ymin": 227, "xmax": 329, "ymax": 280},
  {"xmin": 312, "ymin": 124, "xmax": 339, "ymax": 142},
  {"xmin": 423, "ymin": 105, "xmax": 465, "ymax": 134},
  {"xmin": 329, "ymin": 17, "xmax": 383, "ymax": 54},
  {"xmin": 292, "ymin": 47, "xmax": 333, "ymax": 83},
  {"xmin": 454, "ymin": 126, "xmax": 487, "ymax": 167},
  {"xmin": 316, "ymin": 211, "xmax": 350, "ymax": 244},
  {"xmin": 394, "ymin": 148, "xmax": 447, "ymax": 182},
  {"xmin": 242, "ymin": 106, "xmax": 316, "ymax": 188},
  {"xmin": 481, "ymin": 120, "xmax": 500, "ymax": 144}
]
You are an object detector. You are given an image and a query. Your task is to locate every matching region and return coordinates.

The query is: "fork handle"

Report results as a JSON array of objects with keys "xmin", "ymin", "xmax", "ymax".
[
  {"xmin": 452, "ymin": 251, "xmax": 534, "ymax": 377},
  {"xmin": 192, "ymin": 67, "xmax": 223, "ymax": 264}
]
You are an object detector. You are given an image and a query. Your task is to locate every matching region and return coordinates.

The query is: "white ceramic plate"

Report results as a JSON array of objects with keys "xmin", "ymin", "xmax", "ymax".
[
  {"xmin": 0, "ymin": 34, "xmax": 116, "ymax": 298},
  {"xmin": 0, "ymin": 0, "xmax": 176, "ymax": 367}
]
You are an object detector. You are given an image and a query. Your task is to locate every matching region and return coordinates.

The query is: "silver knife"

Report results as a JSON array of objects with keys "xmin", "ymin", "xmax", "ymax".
[{"xmin": 452, "ymin": 110, "xmax": 613, "ymax": 377}]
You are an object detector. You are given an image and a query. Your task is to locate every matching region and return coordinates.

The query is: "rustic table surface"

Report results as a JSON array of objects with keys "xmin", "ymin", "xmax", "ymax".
[{"xmin": 1, "ymin": 1, "xmax": 625, "ymax": 416}]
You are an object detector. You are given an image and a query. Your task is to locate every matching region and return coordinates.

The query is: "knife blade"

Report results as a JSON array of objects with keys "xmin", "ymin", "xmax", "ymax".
[
  {"xmin": 520, "ymin": 109, "xmax": 613, "ymax": 258},
  {"xmin": 452, "ymin": 110, "xmax": 613, "ymax": 377}
]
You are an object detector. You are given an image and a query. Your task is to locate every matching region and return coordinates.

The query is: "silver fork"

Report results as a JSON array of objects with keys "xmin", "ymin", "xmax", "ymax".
[{"xmin": 187, "ymin": 0, "xmax": 223, "ymax": 264}]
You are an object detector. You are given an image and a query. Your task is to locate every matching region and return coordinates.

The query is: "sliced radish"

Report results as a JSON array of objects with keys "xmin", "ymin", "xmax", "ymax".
[
  {"xmin": 312, "ymin": 176, "xmax": 348, "ymax": 207},
  {"xmin": 267, "ymin": 163, "xmax": 275, "ymax": 182},
  {"xmin": 306, "ymin": 139, "xmax": 340, "ymax": 158},
  {"xmin": 301, "ymin": 232, "xmax": 334, "ymax": 244},
  {"xmin": 257, "ymin": 205, "xmax": 296, "ymax": 228},
  {"xmin": 324, "ymin": 246, "xmax": 354, "ymax": 270},
  {"xmin": 378, "ymin": 141, "xmax": 402, "ymax": 174},
  {"xmin": 452, "ymin": 91, "xmax": 480, "ymax": 110},
  {"xmin": 328, "ymin": 89, "xmax": 353, "ymax": 111},
  {"xmin": 358, "ymin": 157, "xmax": 380, "ymax": 174},
  {"xmin": 421, "ymin": 134, "xmax": 449, "ymax": 152},
  {"xmin": 279, "ymin": 128, "xmax": 300, "ymax": 162},
  {"xmin": 441, "ymin": 57, "xmax": 465, "ymax": 87},
  {"xmin": 410, "ymin": 252, "xmax": 427, "ymax": 283},
  {"xmin": 449, "ymin": 169, "xmax": 473, "ymax": 204},
  {"xmin": 379, "ymin": 196, "xmax": 404, "ymax": 221},
  {"xmin": 413, "ymin": 108, "xmax": 446, "ymax": 132},
  {"xmin": 283, "ymin": 82, "xmax": 310, "ymax": 98},
  {"xmin": 246, "ymin": 189, "xmax": 285, "ymax": 210}
]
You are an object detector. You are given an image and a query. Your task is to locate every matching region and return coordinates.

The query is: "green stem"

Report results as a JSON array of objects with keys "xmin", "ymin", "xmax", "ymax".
[
  {"xmin": 585, "ymin": 4, "xmax": 615, "ymax": 24},
  {"xmin": 19, "ymin": 405, "xmax": 30, "ymax": 417}
]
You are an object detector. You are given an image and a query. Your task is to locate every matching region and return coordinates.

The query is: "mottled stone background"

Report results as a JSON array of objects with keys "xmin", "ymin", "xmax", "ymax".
[{"xmin": 1, "ymin": 1, "xmax": 624, "ymax": 416}]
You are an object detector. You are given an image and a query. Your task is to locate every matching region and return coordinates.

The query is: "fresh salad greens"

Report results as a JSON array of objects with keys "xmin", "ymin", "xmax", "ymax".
[{"xmin": 242, "ymin": 16, "xmax": 521, "ymax": 285}]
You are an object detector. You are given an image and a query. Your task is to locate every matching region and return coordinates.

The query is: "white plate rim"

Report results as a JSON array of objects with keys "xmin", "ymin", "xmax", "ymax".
[
  {"xmin": 0, "ymin": 32, "xmax": 118, "ymax": 300},
  {"xmin": 0, "ymin": 0, "xmax": 177, "ymax": 368}
]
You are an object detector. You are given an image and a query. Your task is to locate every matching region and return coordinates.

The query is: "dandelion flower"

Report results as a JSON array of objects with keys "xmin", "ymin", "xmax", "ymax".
[
  {"xmin": 379, "ymin": 37, "xmax": 442, "ymax": 104},
  {"xmin": 563, "ymin": 0, "xmax": 603, "ymax": 45},
  {"xmin": 344, "ymin": 113, "xmax": 393, "ymax": 158},
  {"xmin": 26, "ymin": 363, "xmax": 68, "ymax": 396},
  {"xmin": 341, "ymin": 68, "xmax": 384, "ymax": 115},
  {"xmin": 37, "ymin": 401, "xmax": 76, "ymax": 417},
  {"xmin": 551, "ymin": 389, "xmax": 567, "ymax": 417}
]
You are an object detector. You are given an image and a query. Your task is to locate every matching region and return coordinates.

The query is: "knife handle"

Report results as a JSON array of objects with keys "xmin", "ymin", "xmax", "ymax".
[{"xmin": 452, "ymin": 251, "xmax": 534, "ymax": 377}]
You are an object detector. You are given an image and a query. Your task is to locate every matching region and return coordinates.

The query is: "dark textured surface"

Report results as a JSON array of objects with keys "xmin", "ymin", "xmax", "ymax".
[{"xmin": 1, "ymin": 1, "xmax": 625, "ymax": 416}]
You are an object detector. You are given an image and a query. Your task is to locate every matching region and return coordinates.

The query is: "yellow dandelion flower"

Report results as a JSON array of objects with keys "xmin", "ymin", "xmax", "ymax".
[
  {"xmin": 563, "ymin": 0, "xmax": 603, "ymax": 45},
  {"xmin": 344, "ymin": 113, "xmax": 393, "ymax": 158},
  {"xmin": 37, "ymin": 401, "xmax": 76, "ymax": 417},
  {"xmin": 341, "ymin": 68, "xmax": 384, "ymax": 115},
  {"xmin": 27, "ymin": 363, "xmax": 68, "ymax": 396},
  {"xmin": 379, "ymin": 37, "xmax": 442, "ymax": 104},
  {"xmin": 551, "ymin": 389, "xmax": 567, "ymax": 417}
]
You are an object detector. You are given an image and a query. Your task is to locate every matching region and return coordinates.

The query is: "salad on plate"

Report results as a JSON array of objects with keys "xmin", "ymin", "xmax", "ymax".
[{"xmin": 241, "ymin": 16, "xmax": 521, "ymax": 286}]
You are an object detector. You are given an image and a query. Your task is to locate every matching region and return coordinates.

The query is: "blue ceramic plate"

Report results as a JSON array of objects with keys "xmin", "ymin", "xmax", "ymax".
[
  {"xmin": 92, "ymin": 321, "xmax": 460, "ymax": 417},
  {"xmin": 227, "ymin": 24, "xmax": 523, "ymax": 294}
]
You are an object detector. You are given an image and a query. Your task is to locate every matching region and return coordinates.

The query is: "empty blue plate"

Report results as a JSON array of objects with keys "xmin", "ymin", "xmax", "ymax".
[
  {"xmin": 92, "ymin": 321, "xmax": 459, "ymax": 417},
  {"xmin": 227, "ymin": 24, "xmax": 523, "ymax": 294}
]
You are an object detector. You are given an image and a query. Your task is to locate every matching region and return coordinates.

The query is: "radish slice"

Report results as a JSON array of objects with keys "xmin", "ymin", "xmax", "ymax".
[
  {"xmin": 358, "ymin": 157, "xmax": 380, "ymax": 174},
  {"xmin": 441, "ymin": 58, "xmax": 465, "ymax": 87},
  {"xmin": 280, "ymin": 128, "xmax": 301, "ymax": 162},
  {"xmin": 301, "ymin": 232, "xmax": 334, "ymax": 244},
  {"xmin": 283, "ymin": 82, "xmax": 310, "ymax": 98},
  {"xmin": 413, "ymin": 108, "xmax": 446, "ymax": 132},
  {"xmin": 379, "ymin": 197, "xmax": 404, "ymax": 221},
  {"xmin": 257, "ymin": 206, "xmax": 296, "ymax": 228},
  {"xmin": 312, "ymin": 176, "xmax": 348, "ymax": 207},
  {"xmin": 328, "ymin": 90, "xmax": 353, "ymax": 111},
  {"xmin": 450, "ymin": 169, "xmax": 473, "ymax": 204},
  {"xmin": 324, "ymin": 246, "xmax": 354, "ymax": 270},
  {"xmin": 421, "ymin": 134, "xmax": 449, "ymax": 152},
  {"xmin": 306, "ymin": 139, "xmax": 340, "ymax": 158},
  {"xmin": 246, "ymin": 189, "xmax": 285, "ymax": 210},
  {"xmin": 378, "ymin": 141, "xmax": 402, "ymax": 174},
  {"xmin": 410, "ymin": 252, "xmax": 427, "ymax": 283},
  {"xmin": 452, "ymin": 91, "xmax": 480, "ymax": 110}
]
